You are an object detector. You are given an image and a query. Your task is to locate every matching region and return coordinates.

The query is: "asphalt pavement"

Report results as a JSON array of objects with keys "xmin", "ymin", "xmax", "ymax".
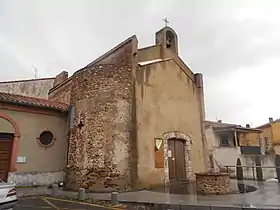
[{"xmin": 14, "ymin": 196, "xmax": 116, "ymax": 210}]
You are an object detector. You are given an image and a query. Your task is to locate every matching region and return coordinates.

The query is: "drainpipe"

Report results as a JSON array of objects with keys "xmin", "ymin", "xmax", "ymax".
[{"xmin": 195, "ymin": 73, "xmax": 209, "ymax": 171}]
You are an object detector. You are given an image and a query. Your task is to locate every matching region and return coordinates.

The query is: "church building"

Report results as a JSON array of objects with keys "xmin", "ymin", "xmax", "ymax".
[{"xmin": 0, "ymin": 26, "xmax": 208, "ymax": 191}]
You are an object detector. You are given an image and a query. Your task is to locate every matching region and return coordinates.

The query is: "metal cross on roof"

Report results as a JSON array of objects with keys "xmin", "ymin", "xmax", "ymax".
[{"xmin": 162, "ymin": 17, "xmax": 170, "ymax": 27}]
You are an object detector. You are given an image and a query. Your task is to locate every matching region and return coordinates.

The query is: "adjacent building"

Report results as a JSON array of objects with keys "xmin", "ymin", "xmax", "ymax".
[
  {"xmin": 204, "ymin": 120, "xmax": 275, "ymax": 180},
  {"xmin": 255, "ymin": 117, "xmax": 280, "ymax": 155},
  {"xmin": 0, "ymin": 77, "xmax": 55, "ymax": 99}
]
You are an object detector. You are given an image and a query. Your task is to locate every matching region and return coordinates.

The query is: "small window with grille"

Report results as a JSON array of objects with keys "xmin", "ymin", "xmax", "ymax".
[{"xmin": 37, "ymin": 131, "xmax": 55, "ymax": 147}]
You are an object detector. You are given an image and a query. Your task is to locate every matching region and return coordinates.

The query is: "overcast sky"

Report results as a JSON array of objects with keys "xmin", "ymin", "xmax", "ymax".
[{"xmin": 1, "ymin": 0, "xmax": 280, "ymax": 126}]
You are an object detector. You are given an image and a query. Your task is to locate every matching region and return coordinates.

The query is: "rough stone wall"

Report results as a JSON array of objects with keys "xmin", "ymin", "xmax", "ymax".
[
  {"xmin": 0, "ymin": 78, "xmax": 54, "ymax": 99},
  {"xmin": 48, "ymin": 78, "xmax": 72, "ymax": 104},
  {"xmin": 196, "ymin": 173, "xmax": 231, "ymax": 195},
  {"xmin": 65, "ymin": 64, "xmax": 133, "ymax": 192}
]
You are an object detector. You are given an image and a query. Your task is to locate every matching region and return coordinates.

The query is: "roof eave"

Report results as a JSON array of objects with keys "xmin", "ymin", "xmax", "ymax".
[{"xmin": 0, "ymin": 100, "xmax": 68, "ymax": 113}]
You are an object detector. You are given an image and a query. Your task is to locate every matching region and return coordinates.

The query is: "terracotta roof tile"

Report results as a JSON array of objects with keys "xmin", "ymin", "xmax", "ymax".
[{"xmin": 0, "ymin": 92, "xmax": 69, "ymax": 112}]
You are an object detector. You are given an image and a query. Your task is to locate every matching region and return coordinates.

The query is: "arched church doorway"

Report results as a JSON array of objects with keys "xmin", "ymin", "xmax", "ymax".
[
  {"xmin": 0, "ymin": 112, "xmax": 20, "ymax": 181},
  {"xmin": 168, "ymin": 138, "xmax": 186, "ymax": 181},
  {"xmin": 0, "ymin": 133, "xmax": 13, "ymax": 181}
]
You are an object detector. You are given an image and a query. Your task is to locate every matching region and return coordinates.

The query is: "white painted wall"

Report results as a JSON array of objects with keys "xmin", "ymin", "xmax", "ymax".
[{"xmin": 213, "ymin": 147, "xmax": 241, "ymax": 168}]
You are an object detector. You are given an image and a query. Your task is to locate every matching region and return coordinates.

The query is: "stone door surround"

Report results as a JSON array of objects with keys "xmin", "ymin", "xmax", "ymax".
[{"xmin": 163, "ymin": 131, "xmax": 192, "ymax": 184}]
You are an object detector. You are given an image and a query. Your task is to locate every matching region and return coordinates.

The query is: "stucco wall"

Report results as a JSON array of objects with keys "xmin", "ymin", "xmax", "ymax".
[
  {"xmin": 204, "ymin": 126, "xmax": 220, "ymax": 149},
  {"xmin": 0, "ymin": 109, "xmax": 68, "ymax": 185},
  {"xmin": 213, "ymin": 147, "xmax": 241, "ymax": 168},
  {"xmin": 271, "ymin": 123, "xmax": 280, "ymax": 144},
  {"xmin": 0, "ymin": 78, "xmax": 54, "ymax": 99},
  {"xmin": 138, "ymin": 45, "xmax": 161, "ymax": 62},
  {"xmin": 135, "ymin": 60, "xmax": 206, "ymax": 188},
  {"xmin": 0, "ymin": 117, "xmax": 14, "ymax": 133}
]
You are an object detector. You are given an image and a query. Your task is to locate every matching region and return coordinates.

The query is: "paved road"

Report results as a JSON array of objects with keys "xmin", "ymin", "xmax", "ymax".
[{"xmin": 14, "ymin": 196, "xmax": 112, "ymax": 210}]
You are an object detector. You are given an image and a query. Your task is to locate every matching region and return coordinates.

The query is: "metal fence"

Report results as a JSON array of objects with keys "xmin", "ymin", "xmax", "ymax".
[{"xmin": 224, "ymin": 165, "xmax": 279, "ymax": 181}]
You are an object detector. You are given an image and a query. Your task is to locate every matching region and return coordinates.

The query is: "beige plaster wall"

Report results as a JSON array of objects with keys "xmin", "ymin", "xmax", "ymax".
[
  {"xmin": 0, "ymin": 109, "xmax": 68, "ymax": 173},
  {"xmin": 134, "ymin": 60, "xmax": 206, "ymax": 188},
  {"xmin": 0, "ymin": 117, "xmax": 14, "ymax": 133},
  {"xmin": 138, "ymin": 45, "xmax": 161, "ymax": 62}
]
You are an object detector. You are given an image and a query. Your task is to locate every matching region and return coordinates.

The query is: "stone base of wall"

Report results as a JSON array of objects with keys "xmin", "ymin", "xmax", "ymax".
[
  {"xmin": 64, "ymin": 169, "xmax": 131, "ymax": 192},
  {"xmin": 7, "ymin": 171, "xmax": 65, "ymax": 186},
  {"xmin": 195, "ymin": 172, "xmax": 231, "ymax": 195}
]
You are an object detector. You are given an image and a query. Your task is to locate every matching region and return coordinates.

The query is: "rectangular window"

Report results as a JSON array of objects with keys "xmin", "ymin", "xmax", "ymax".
[{"xmin": 220, "ymin": 135, "xmax": 230, "ymax": 147}]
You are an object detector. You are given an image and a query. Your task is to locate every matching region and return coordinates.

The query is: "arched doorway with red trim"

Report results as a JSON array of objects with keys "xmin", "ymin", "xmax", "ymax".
[{"xmin": 0, "ymin": 112, "xmax": 20, "ymax": 181}]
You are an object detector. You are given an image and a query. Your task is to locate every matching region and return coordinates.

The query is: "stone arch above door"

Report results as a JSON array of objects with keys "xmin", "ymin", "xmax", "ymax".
[
  {"xmin": 0, "ymin": 112, "xmax": 20, "ymax": 173},
  {"xmin": 162, "ymin": 131, "xmax": 193, "ymax": 183},
  {"xmin": 163, "ymin": 131, "xmax": 191, "ymax": 143}
]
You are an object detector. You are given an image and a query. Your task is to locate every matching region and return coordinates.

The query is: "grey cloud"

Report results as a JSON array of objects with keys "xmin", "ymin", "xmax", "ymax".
[
  {"xmin": 0, "ymin": 46, "xmax": 32, "ymax": 80},
  {"xmin": 1, "ymin": 0, "xmax": 280, "ymax": 125},
  {"xmin": 183, "ymin": 18, "xmax": 280, "ymax": 76}
]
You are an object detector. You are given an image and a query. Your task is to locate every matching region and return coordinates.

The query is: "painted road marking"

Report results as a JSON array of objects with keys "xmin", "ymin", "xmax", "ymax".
[
  {"xmin": 42, "ymin": 196, "xmax": 61, "ymax": 210},
  {"xmin": 17, "ymin": 204, "xmax": 86, "ymax": 210},
  {"xmin": 16, "ymin": 204, "xmax": 53, "ymax": 209},
  {"xmin": 43, "ymin": 196, "xmax": 123, "ymax": 210}
]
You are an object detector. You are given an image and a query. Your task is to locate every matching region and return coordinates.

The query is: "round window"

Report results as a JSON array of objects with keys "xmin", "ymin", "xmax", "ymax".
[{"xmin": 38, "ymin": 131, "xmax": 54, "ymax": 147}]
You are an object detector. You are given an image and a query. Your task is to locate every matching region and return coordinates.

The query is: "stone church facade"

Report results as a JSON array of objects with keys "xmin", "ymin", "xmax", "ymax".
[{"xmin": 0, "ymin": 26, "xmax": 208, "ymax": 190}]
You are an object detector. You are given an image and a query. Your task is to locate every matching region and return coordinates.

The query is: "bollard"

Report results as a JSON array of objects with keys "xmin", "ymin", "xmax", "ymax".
[
  {"xmin": 51, "ymin": 184, "xmax": 59, "ymax": 196},
  {"xmin": 111, "ymin": 192, "xmax": 119, "ymax": 205},
  {"xmin": 78, "ymin": 188, "xmax": 86, "ymax": 201}
]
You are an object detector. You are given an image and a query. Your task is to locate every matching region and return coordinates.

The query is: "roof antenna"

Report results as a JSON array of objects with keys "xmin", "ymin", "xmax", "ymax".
[{"xmin": 32, "ymin": 66, "xmax": 39, "ymax": 79}]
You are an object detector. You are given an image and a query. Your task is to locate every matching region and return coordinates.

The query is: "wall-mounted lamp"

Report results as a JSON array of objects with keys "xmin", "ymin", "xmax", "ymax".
[{"xmin": 78, "ymin": 121, "xmax": 84, "ymax": 129}]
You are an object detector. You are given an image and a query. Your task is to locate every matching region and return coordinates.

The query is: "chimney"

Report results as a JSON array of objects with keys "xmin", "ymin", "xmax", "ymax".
[
  {"xmin": 54, "ymin": 71, "xmax": 68, "ymax": 87},
  {"xmin": 269, "ymin": 117, "xmax": 273, "ymax": 123},
  {"xmin": 246, "ymin": 124, "xmax": 250, "ymax": 128},
  {"xmin": 195, "ymin": 73, "xmax": 203, "ymax": 88},
  {"xmin": 217, "ymin": 120, "xmax": 222, "ymax": 123}
]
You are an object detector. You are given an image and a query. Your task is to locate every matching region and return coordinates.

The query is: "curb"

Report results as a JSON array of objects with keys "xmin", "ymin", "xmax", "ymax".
[{"xmin": 16, "ymin": 191, "xmax": 280, "ymax": 210}]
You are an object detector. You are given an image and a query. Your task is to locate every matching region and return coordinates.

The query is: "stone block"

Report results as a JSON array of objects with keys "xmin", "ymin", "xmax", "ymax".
[{"xmin": 195, "ymin": 173, "xmax": 231, "ymax": 195}]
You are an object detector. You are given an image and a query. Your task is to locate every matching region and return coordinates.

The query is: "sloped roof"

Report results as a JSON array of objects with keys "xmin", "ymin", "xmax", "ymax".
[
  {"xmin": 0, "ymin": 77, "xmax": 54, "ymax": 84},
  {"xmin": 0, "ymin": 92, "xmax": 68, "ymax": 112},
  {"xmin": 255, "ymin": 119, "xmax": 280, "ymax": 129},
  {"xmin": 204, "ymin": 120, "xmax": 261, "ymax": 132},
  {"xmin": 204, "ymin": 120, "xmax": 239, "ymax": 128},
  {"xmin": 83, "ymin": 35, "xmax": 136, "ymax": 68}
]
